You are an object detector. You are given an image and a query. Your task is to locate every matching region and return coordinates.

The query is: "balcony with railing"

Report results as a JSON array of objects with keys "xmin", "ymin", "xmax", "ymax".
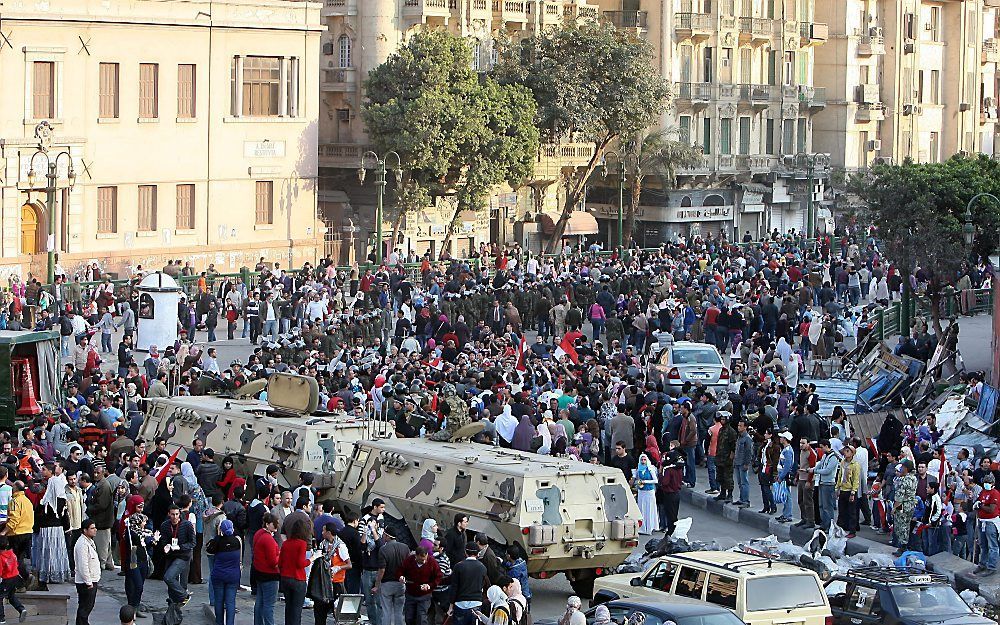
[
  {"xmin": 675, "ymin": 12, "xmax": 713, "ymax": 39},
  {"xmin": 739, "ymin": 17, "xmax": 775, "ymax": 44},
  {"xmin": 321, "ymin": 67, "xmax": 358, "ymax": 92},
  {"xmin": 319, "ymin": 143, "xmax": 370, "ymax": 168},
  {"xmin": 322, "ymin": 0, "xmax": 356, "ymax": 17},
  {"xmin": 799, "ymin": 22, "xmax": 828, "ymax": 45},
  {"xmin": 857, "ymin": 34, "xmax": 886, "ymax": 56},
  {"xmin": 604, "ymin": 10, "xmax": 648, "ymax": 31},
  {"xmin": 739, "ymin": 83, "xmax": 774, "ymax": 106},
  {"xmin": 984, "ymin": 38, "xmax": 999, "ymax": 64},
  {"xmin": 403, "ymin": 0, "xmax": 452, "ymax": 17},
  {"xmin": 856, "ymin": 102, "xmax": 886, "ymax": 122},
  {"xmin": 470, "ymin": 0, "xmax": 490, "ymax": 17},
  {"xmin": 736, "ymin": 155, "xmax": 777, "ymax": 172},
  {"xmin": 675, "ymin": 82, "xmax": 714, "ymax": 103},
  {"xmin": 537, "ymin": 142, "xmax": 597, "ymax": 170},
  {"xmin": 538, "ymin": 1, "xmax": 561, "ymax": 24},
  {"xmin": 798, "ymin": 86, "xmax": 826, "ymax": 109},
  {"xmin": 494, "ymin": 0, "xmax": 528, "ymax": 22}
]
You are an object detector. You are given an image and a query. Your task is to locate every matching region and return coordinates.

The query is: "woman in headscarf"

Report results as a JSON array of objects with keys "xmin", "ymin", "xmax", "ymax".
[
  {"xmin": 486, "ymin": 585, "xmax": 511, "ymax": 625},
  {"xmin": 511, "ymin": 416, "xmax": 536, "ymax": 452},
  {"xmin": 120, "ymin": 495, "xmax": 153, "ymax": 616},
  {"xmin": 558, "ymin": 596, "xmax": 586, "ymax": 625},
  {"xmin": 207, "ymin": 519, "xmax": 242, "ymax": 625},
  {"xmin": 549, "ymin": 421, "xmax": 568, "ymax": 457},
  {"xmin": 776, "ymin": 336, "xmax": 793, "ymax": 373},
  {"xmin": 502, "ymin": 577, "xmax": 527, "ymax": 625},
  {"xmin": 633, "ymin": 453, "xmax": 659, "ymax": 536},
  {"xmin": 419, "ymin": 519, "xmax": 438, "ymax": 553},
  {"xmin": 534, "ymin": 418, "xmax": 552, "ymax": 455},
  {"xmin": 593, "ymin": 605, "xmax": 612, "ymax": 625},
  {"xmin": 33, "ymin": 463, "xmax": 71, "ymax": 588},
  {"xmin": 495, "ymin": 406, "xmax": 518, "ymax": 449},
  {"xmin": 644, "ymin": 435, "xmax": 662, "ymax": 466}
]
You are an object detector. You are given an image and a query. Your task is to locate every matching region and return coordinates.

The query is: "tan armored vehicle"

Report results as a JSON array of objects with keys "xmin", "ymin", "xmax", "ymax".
[
  {"xmin": 334, "ymin": 426, "xmax": 642, "ymax": 597},
  {"xmin": 140, "ymin": 373, "xmax": 392, "ymax": 491}
]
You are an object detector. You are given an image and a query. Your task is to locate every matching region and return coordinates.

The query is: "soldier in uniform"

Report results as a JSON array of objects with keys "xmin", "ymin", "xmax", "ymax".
[
  {"xmin": 428, "ymin": 383, "xmax": 470, "ymax": 442},
  {"xmin": 714, "ymin": 413, "xmax": 737, "ymax": 503}
]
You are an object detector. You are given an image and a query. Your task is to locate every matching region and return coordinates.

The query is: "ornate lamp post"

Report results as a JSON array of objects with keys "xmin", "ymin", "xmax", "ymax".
[{"xmin": 27, "ymin": 122, "xmax": 76, "ymax": 284}]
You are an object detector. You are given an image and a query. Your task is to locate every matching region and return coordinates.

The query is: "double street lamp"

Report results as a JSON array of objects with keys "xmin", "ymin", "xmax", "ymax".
[
  {"xmin": 358, "ymin": 151, "xmax": 402, "ymax": 266},
  {"xmin": 601, "ymin": 150, "xmax": 639, "ymax": 251},
  {"xmin": 962, "ymin": 192, "xmax": 1000, "ymax": 249},
  {"xmin": 26, "ymin": 133, "xmax": 76, "ymax": 284}
]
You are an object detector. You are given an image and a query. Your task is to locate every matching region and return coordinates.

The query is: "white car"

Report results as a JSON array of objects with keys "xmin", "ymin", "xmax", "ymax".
[{"xmin": 647, "ymin": 341, "xmax": 730, "ymax": 395}]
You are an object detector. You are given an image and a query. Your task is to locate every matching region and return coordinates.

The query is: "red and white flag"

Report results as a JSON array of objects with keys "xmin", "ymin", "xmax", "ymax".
[
  {"xmin": 427, "ymin": 357, "xmax": 444, "ymax": 371},
  {"xmin": 155, "ymin": 446, "xmax": 183, "ymax": 485},
  {"xmin": 554, "ymin": 332, "xmax": 579, "ymax": 365},
  {"xmin": 515, "ymin": 336, "xmax": 528, "ymax": 372}
]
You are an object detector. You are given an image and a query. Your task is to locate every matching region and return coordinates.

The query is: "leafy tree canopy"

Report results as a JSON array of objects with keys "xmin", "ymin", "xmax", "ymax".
[
  {"xmin": 492, "ymin": 21, "xmax": 669, "ymax": 250},
  {"xmin": 363, "ymin": 29, "xmax": 539, "ymax": 212}
]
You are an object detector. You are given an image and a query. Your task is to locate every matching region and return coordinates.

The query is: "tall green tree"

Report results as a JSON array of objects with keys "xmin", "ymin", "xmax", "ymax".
[
  {"xmin": 619, "ymin": 129, "xmax": 703, "ymax": 245},
  {"xmin": 363, "ymin": 30, "xmax": 539, "ymax": 252},
  {"xmin": 850, "ymin": 154, "xmax": 1000, "ymax": 333},
  {"xmin": 493, "ymin": 21, "xmax": 670, "ymax": 252}
]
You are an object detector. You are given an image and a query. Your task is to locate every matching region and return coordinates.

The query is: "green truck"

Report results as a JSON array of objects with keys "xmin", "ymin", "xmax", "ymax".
[{"xmin": 0, "ymin": 329, "xmax": 61, "ymax": 430}]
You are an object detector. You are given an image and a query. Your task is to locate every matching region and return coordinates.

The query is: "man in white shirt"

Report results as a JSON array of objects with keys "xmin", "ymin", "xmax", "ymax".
[{"xmin": 75, "ymin": 519, "xmax": 101, "ymax": 625}]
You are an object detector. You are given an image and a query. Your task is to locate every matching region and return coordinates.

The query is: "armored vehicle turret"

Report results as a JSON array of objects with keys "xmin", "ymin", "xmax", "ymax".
[
  {"xmin": 140, "ymin": 373, "xmax": 392, "ymax": 492},
  {"xmin": 335, "ymin": 430, "xmax": 642, "ymax": 597}
]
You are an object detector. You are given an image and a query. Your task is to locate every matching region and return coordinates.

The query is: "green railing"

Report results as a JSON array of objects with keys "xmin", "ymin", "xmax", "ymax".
[{"xmin": 870, "ymin": 287, "xmax": 993, "ymax": 341}]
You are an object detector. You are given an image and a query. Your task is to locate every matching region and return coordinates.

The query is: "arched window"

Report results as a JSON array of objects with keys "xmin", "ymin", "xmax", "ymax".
[
  {"xmin": 338, "ymin": 35, "xmax": 352, "ymax": 69},
  {"xmin": 703, "ymin": 194, "xmax": 726, "ymax": 206},
  {"xmin": 680, "ymin": 196, "xmax": 693, "ymax": 207}
]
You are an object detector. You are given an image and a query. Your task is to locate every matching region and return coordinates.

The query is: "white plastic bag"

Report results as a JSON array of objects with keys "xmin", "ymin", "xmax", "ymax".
[{"xmin": 670, "ymin": 517, "xmax": 693, "ymax": 541}]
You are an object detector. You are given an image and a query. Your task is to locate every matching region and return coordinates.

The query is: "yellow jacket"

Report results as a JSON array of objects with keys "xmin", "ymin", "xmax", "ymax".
[
  {"xmin": 837, "ymin": 460, "xmax": 860, "ymax": 494},
  {"xmin": 6, "ymin": 492, "xmax": 34, "ymax": 536}
]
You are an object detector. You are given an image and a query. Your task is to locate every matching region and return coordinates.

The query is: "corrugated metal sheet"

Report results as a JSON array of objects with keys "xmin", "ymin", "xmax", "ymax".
[{"xmin": 807, "ymin": 378, "xmax": 859, "ymax": 416}]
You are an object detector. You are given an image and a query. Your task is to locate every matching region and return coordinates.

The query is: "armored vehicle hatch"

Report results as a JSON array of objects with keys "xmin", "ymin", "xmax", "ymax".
[{"xmin": 336, "ymin": 437, "xmax": 641, "ymax": 597}]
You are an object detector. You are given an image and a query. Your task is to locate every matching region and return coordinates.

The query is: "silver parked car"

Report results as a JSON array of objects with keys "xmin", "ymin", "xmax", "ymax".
[{"xmin": 647, "ymin": 341, "xmax": 730, "ymax": 395}]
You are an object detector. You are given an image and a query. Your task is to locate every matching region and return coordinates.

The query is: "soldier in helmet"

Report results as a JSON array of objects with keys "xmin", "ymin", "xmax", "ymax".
[{"xmin": 429, "ymin": 383, "xmax": 470, "ymax": 442}]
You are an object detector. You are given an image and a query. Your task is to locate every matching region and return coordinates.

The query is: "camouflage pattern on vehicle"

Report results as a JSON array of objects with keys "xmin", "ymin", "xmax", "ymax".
[
  {"xmin": 139, "ymin": 373, "xmax": 393, "ymax": 491},
  {"xmin": 335, "ymin": 434, "xmax": 642, "ymax": 597}
]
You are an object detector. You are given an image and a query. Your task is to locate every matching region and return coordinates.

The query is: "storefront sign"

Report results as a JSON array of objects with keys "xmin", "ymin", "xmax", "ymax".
[
  {"xmin": 244, "ymin": 141, "xmax": 286, "ymax": 158},
  {"xmin": 671, "ymin": 206, "xmax": 733, "ymax": 222}
]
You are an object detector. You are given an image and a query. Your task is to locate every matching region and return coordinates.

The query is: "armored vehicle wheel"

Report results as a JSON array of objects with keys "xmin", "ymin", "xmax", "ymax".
[{"xmin": 568, "ymin": 569, "xmax": 596, "ymax": 599}]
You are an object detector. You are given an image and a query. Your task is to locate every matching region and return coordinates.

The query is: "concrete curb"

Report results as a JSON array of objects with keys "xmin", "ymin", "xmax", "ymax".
[{"xmin": 679, "ymin": 487, "xmax": 987, "ymax": 587}]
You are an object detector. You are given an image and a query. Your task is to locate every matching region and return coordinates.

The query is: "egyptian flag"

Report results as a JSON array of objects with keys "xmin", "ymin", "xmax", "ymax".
[
  {"xmin": 554, "ymin": 332, "xmax": 579, "ymax": 365},
  {"xmin": 515, "ymin": 336, "xmax": 529, "ymax": 372},
  {"xmin": 155, "ymin": 446, "xmax": 183, "ymax": 485},
  {"xmin": 938, "ymin": 447, "xmax": 949, "ymax": 486},
  {"xmin": 426, "ymin": 357, "xmax": 444, "ymax": 371}
]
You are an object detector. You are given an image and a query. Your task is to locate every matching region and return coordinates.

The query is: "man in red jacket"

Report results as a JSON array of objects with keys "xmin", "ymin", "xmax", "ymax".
[{"xmin": 398, "ymin": 546, "xmax": 442, "ymax": 625}]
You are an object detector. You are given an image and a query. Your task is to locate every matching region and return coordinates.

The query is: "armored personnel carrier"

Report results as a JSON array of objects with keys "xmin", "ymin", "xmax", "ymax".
[
  {"xmin": 334, "ymin": 426, "xmax": 642, "ymax": 597},
  {"xmin": 140, "ymin": 373, "xmax": 393, "ymax": 492}
]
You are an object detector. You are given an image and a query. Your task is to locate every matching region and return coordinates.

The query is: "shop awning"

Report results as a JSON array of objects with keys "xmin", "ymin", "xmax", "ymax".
[{"xmin": 540, "ymin": 211, "xmax": 599, "ymax": 236}]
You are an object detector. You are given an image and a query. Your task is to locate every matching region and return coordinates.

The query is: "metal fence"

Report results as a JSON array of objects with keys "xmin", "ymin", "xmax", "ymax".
[{"xmin": 870, "ymin": 288, "xmax": 993, "ymax": 341}]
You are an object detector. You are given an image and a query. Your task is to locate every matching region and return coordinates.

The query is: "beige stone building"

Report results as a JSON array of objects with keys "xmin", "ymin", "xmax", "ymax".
[
  {"xmin": 319, "ymin": 0, "xmax": 602, "ymax": 261},
  {"xmin": 814, "ymin": 0, "xmax": 998, "ymax": 172},
  {"xmin": 1, "ymin": 0, "xmax": 322, "ymax": 280}
]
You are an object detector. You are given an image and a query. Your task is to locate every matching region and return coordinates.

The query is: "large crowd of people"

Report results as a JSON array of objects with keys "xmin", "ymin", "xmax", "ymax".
[{"xmin": 0, "ymin": 229, "xmax": 995, "ymax": 625}]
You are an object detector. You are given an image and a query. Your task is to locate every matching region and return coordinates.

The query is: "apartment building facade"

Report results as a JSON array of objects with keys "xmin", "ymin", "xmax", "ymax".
[
  {"xmin": 0, "ymin": 0, "xmax": 323, "ymax": 280},
  {"xmin": 589, "ymin": 0, "xmax": 830, "ymax": 243},
  {"xmin": 814, "ymin": 0, "xmax": 997, "ymax": 173},
  {"xmin": 319, "ymin": 0, "xmax": 602, "ymax": 261}
]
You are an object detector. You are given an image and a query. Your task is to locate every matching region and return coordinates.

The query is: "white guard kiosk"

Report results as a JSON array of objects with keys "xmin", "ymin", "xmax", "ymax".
[{"xmin": 135, "ymin": 272, "xmax": 181, "ymax": 351}]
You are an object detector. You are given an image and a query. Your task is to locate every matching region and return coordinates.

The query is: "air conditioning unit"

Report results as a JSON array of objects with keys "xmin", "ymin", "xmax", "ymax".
[
  {"xmin": 924, "ymin": 22, "xmax": 934, "ymax": 31},
  {"xmin": 337, "ymin": 109, "xmax": 351, "ymax": 122},
  {"xmin": 902, "ymin": 103, "xmax": 916, "ymax": 115},
  {"xmin": 960, "ymin": 102, "xmax": 971, "ymax": 112},
  {"xmin": 322, "ymin": 42, "xmax": 334, "ymax": 56},
  {"xmin": 870, "ymin": 26, "xmax": 883, "ymax": 37},
  {"xmin": 985, "ymin": 96, "xmax": 996, "ymax": 108},
  {"xmin": 904, "ymin": 40, "xmax": 916, "ymax": 53},
  {"xmin": 867, "ymin": 139, "xmax": 882, "ymax": 152}
]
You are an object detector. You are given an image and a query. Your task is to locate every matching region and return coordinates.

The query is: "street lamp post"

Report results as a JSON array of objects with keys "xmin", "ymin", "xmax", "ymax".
[
  {"xmin": 358, "ymin": 151, "xmax": 402, "ymax": 266},
  {"xmin": 602, "ymin": 151, "xmax": 638, "ymax": 251},
  {"xmin": 27, "ymin": 147, "xmax": 76, "ymax": 285}
]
